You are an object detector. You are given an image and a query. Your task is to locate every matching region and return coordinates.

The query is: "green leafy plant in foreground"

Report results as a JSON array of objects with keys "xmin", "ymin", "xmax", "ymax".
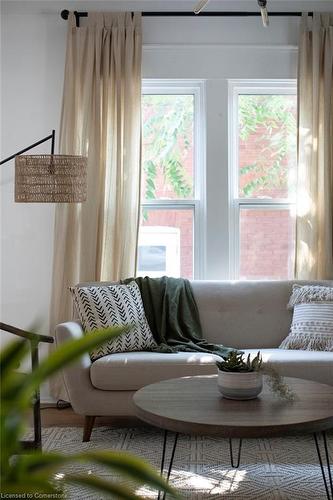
[
  {"xmin": 216, "ymin": 351, "xmax": 295, "ymax": 401},
  {"xmin": 0, "ymin": 326, "xmax": 180, "ymax": 499}
]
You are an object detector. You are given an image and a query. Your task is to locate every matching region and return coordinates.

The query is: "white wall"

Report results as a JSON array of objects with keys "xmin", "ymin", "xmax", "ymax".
[
  {"xmin": 0, "ymin": 8, "xmax": 67, "ymax": 399},
  {"xmin": 1, "ymin": 1, "xmax": 330, "ymax": 400}
]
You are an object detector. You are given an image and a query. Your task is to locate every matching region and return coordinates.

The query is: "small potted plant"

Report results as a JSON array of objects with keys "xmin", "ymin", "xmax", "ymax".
[
  {"xmin": 217, "ymin": 351, "xmax": 263, "ymax": 400},
  {"xmin": 216, "ymin": 351, "xmax": 295, "ymax": 401}
]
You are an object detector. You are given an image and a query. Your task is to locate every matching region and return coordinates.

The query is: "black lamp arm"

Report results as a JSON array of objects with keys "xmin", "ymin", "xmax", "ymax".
[{"xmin": 0, "ymin": 129, "xmax": 55, "ymax": 166}]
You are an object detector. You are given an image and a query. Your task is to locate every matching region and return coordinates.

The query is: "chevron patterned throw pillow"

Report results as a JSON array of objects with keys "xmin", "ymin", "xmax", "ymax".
[{"xmin": 69, "ymin": 282, "xmax": 157, "ymax": 361}]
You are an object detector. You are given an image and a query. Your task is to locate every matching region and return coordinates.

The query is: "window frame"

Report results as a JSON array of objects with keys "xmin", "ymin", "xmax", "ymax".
[
  {"xmin": 228, "ymin": 79, "xmax": 297, "ymax": 279},
  {"xmin": 141, "ymin": 79, "xmax": 206, "ymax": 279}
]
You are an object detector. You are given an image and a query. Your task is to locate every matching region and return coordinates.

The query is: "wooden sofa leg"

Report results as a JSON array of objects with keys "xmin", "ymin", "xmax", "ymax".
[{"xmin": 83, "ymin": 416, "xmax": 96, "ymax": 442}]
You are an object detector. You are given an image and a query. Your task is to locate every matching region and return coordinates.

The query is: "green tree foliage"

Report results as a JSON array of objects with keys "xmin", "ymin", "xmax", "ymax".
[
  {"xmin": 238, "ymin": 95, "xmax": 297, "ymax": 197},
  {"xmin": 142, "ymin": 95, "xmax": 194, "ymax": 201},
  {"xmin": 141, "ymin": 94, "xmax": 296, "ymax": 204}
]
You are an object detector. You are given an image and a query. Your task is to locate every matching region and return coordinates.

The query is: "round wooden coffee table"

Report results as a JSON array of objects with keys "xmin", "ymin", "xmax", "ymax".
[{"xmin": 133, "ymin": 375, "xmax": 333, "ymax": 500}]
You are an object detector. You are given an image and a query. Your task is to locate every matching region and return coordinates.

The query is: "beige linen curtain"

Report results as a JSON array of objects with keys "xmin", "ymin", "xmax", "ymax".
[
  {"xmin": 50, "ymin": 12, "xmax": 142, "ymax": 397},
  {"xmin": 295, "ymin": 13, "xmax": 333, "ymax": 279}
]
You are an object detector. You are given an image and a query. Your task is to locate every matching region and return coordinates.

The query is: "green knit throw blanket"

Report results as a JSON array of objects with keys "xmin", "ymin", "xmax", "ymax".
[{"xmin": 122, "ymin": 276, "xmax": 235, "ymax": 358}]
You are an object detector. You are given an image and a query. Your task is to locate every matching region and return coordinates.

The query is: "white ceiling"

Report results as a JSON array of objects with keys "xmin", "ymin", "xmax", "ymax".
[{"xmin": 2, "ymin": 0, "xmax": 332, "ymax": 15}]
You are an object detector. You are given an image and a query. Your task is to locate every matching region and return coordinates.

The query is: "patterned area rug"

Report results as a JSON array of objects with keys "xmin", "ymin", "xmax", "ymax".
[{"xmin": 42, "ymin": 426, "xmax": 332, "ymax": 499}]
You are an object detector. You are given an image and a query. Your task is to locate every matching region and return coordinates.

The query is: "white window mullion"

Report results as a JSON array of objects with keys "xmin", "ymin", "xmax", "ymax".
[
  {"xmin": 238, "ymin": 198, "xmax": 294, "ymax": 207},
  {"xmin": 194, "ymin": 81, "xmax": 206, "ymax": 279},
  {"xmin": 193, "ymin": 200, "xmax": 203, "ymax": 279},
  {"xmin": 228, "ymin": 81, "xmax": 240, "ymax": 279},
  {"xmin": 230, "ymin": 200, "xmax": 240, "ymax": 280},
  {"xmin": 141, "ymin": 200, "xmax": 196, "ymax": 209}
]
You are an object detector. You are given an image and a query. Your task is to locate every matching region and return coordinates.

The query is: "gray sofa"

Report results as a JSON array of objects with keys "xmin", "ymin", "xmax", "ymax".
[{"xmin": 55, "ymin": 280, "xmax": 333, "ymax": 441}]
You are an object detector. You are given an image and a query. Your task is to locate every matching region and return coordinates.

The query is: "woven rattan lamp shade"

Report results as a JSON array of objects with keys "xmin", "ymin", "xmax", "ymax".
[{"xmin": 15, "ymin": 155, "xmax": 87, "ymax": 203}]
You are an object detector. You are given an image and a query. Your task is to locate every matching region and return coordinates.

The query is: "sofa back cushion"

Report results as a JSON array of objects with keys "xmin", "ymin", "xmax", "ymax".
[
  {"xmin": 75, "ymin": 279, "xmax": 332, "ymax": 350},
  {"xmin": 190, "ymin": 280, "xmax": 332, "ymax": 348}
]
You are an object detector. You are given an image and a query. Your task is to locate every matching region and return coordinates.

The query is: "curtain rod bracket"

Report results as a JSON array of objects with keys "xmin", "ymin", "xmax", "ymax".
[
  {"xmin": 60, "ymin": 9, "xmax": 69, "ymax": 20},
  {"xmin": 61, "ymin": 10, "xmax": 88, "ymax": 27}
]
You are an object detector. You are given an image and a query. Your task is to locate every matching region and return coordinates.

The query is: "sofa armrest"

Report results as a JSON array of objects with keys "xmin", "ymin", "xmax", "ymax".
[{"xmin": 55, "ymin": 321, "xmax": 95, "ymax": 415}]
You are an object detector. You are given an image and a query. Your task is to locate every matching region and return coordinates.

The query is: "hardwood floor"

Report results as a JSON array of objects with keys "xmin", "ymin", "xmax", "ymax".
[{"xmin": 40, "ymin": 405, "xmax": 145, "ymax": 428}]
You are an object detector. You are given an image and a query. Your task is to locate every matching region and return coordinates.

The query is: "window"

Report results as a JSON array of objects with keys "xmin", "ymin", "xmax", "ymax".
[
  {"xmin": 229, "ymin": 81, "xmax": 297, "ymax": 280},
  {"xmin": 138, "ymin": 81, "xmax": 205, "ymax": 279}
]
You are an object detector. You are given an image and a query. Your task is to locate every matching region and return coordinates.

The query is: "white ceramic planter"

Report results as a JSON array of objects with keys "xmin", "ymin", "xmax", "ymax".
[{"xmin": 218, "ymin": 370, "xmax": 263, "ymax": 400}]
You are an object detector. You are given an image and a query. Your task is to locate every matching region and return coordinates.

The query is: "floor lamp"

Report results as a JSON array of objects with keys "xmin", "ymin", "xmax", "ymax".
[
  {"xmin": 1, "ymin": 130, "xmax": 87, "ymax": 445},
  {"xmin": 0, "ymin": 129, "xmax": 87, "ymax": 202}
]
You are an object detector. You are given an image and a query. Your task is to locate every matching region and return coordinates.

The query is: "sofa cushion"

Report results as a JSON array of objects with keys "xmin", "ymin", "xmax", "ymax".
[
  {"xmin": 89, "ymin": 348, "xmax": 333, "ymax": 391},
  {"xmin": 90, "ymin": 351, "xmax": 221, "ymax": 390},
  {"xmin": 243, "ymin": 349, "xmax": 333, "ymax": 386},
  {"xmin": 190, "ymin": 280, "xmax": 332, "ymax": 348}
]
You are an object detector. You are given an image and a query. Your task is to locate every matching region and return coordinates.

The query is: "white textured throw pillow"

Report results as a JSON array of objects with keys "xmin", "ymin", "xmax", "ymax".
[
  {"xmin": 280, "ymin": 284, "xmax": 333, "ymax": 352},
  {"xmin": 287, "ymin": 284, "xmax": 333, "ymax": 309},
  {"xmin": 70, "ymin": 281, "xmax": 157, "ymax": 361}
]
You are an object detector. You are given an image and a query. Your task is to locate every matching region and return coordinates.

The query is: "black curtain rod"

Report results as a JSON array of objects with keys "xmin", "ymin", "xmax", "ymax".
[{"xmin": 61, "ymin": 10, "xmax": 313, "ymax": 27}]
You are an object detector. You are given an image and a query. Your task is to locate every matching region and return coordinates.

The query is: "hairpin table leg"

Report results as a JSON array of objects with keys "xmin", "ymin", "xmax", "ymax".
[
  {"xmin": 229, "ymin": 438, "xmax": 243, "ymax": 468},
  {"xmin": 313, "ymin": 432, "xmax": 332, "ymax": 500},
  {"xmin": 158, "ymin": 430, "xmax": 179, "ymax": 500}
]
